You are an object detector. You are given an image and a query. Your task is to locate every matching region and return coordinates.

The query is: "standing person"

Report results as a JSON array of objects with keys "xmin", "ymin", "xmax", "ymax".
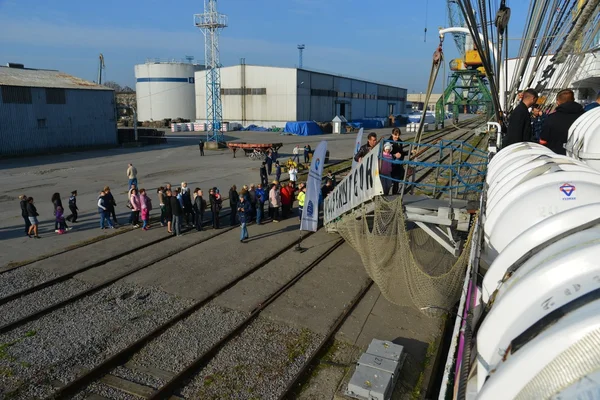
[
  {"xmin": 388, "ymin": 128, "xmax": 406, "ymax": 194},
  {"xmin": 198, "ymin": 139, "xmax": 205, "ymax": 156},
  {"xmin": 292, "ymin": 145, "xmax": 300, "ymax": 163},
  {"xmin": 289, "ymin": 165, "xmax": 298, "ymax": 186},
  {"xmin": 19, "ymin": 195, "xmax": 31, "ymax": 235},
  {"xmin": 531, "ymin": 105, "xmax": 545, "ymax": 142},
  {"xmin": 193, "ymin": 188, "xmax": 206, "ymax": 231},
  {"xmin": 98, "ymin": 191, "xmax": 114, "ymax": 229},
  {"xmin": 266, "ymin": 150, "xmax": 274, "ymax": 175},
  {"xmin": 255, "ymin": 183, "xmax": 266, "ymax": 225},
  {"xmin": 103, "ymin": 186, "xmax": 119, "ymax": 226},
  {"xmin": 297, "ymin": 185, "xmax": 306, "ymax": 221},
  {"xmin": 164, "ymin": 189, "xmax": 173, "ymax": 234},
  {"xmin": 303, "ymin": 145, "xmax": 310, "ymax": 163},
  {"xmin": 229, "ymin": 185, "xmax": 239, "ymax": 226},
  {"xmin": 275, "ymin": 161, "xmax": 282, "ymax": 183},
  {"xmin": 324, "ymin": 170, "xmax": 336, "ymax": 187},
  {"xmin": 260, "ymin": 162, "xmax": 268, "ymax": 187},
  {"xmin": 539, "ymin": 89, "xmax": 584, "ymax": 155},
  {"xmin": 280, "ymin": 182, "xmax": 293, "ymax": 219},
  {"xmin": 127, "ymin": 163, "xmax": 138, "ymax": 190},
  {"xmin": 248, "ymin": 184, "xmax": 256, "ymax": 222},
  {"xmin": 129, "ymin": 188, "xmax": 141, "ymax": 228},
  {"xmin": 504, "ymin": 88, "xmax": 538, "ymax": 148},
  {"xmin": 55, "ymin": 206, "xmax": 68, "ymax": 233},
  {"xmin": 584, "ymin": 91, "xmax": 600, "ymax": 112},
  {"xmin": 181, "ymin": 182, "xmax": 195, "ymax": 227},
  {"xmin": 169, "ymin": 188, "xmax": 183, "ymax": 236},
  {"xmin": 209, "ymin": 188, "xmax": 221, "ymax": 229},
  {"xmin": 269, "ymin": 182, "xmax": 281, "ymax": 222},
  {"xmin": 238, "ymin": 194, "xmax": 249, "ymax": 243},
  {"xmin": 380, "ymin": 143, "xmax": 394, "ymax": 195},
  {"xmin": 26, "ymin": 197, "xmax": 40, "ymax": 238},
  {"xmin": 139, "ymin": 188, "xmax": 152, "ymax": 230},
  {"xmin": 66, "ymin": 190, "xmax": 79, "ymax": 223},
  {"xmin": 157, "ymin": 187, "xmax": 166, "ymax": 227},
  {"xmin": 354, "ymin": 132, "xmax": 378, "ymax": 162},
  {"xmin": 51, "ymin": 193, "xmax": 68, "ymax": 232}
]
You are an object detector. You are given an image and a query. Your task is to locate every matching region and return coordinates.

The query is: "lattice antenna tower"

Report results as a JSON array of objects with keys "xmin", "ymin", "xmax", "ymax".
[
  {"xmin": 297, "ymin": 44, "xmax": 305, "ymax": 68},
  {"xmin": 194, "ymin": 0, "xmax": 228, "ymax": 143}
]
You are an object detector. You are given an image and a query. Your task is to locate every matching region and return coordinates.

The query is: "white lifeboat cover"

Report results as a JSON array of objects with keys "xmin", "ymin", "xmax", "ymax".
[
  {"xmin": 481, "ymin": 203, "xmax": 600, "ymax": 303},
  {"xmin": 483, "ymin": 171, "xmax": 600, "ymax": 259},
  {"xmin": 477, "ymin": 298, "xmax": 600, "ymax": 399},
  {"xmin": 477, "ymin": 226, "xmax": 600, "ymax": 380}
]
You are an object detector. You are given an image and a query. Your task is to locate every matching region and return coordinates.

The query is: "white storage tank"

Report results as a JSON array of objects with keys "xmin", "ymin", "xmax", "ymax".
[{"xmin": 135, "ymin": 61, "xmax": 204, "ymax": 122}]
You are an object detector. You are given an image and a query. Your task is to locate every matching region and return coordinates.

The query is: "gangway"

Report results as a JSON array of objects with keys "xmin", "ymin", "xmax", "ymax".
[{"xmin": 325, "ymin": 136, "xmax": 487, "ymax": 256}]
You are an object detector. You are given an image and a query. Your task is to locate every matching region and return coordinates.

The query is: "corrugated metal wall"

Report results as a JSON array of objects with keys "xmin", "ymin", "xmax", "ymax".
[{"xmin": 0, "ymin": 87, "xmax": 117, "ymax": 156}]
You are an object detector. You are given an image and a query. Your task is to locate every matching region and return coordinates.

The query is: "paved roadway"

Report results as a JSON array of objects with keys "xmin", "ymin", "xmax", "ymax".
[{"xmin": 0, "ymin": 128, "xmax": 403, "ymax": 267}]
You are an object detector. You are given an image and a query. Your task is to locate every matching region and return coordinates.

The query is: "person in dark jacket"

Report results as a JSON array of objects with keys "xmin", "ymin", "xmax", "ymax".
[
  {"xmin": 209, "ymin": 187, "xmax": 221, "ymax": 229},
  {"xmin": 354, "ymin": 132, "xmax": 378, "ymax": 162},
  {"xmin": 388, "ymin": 128, "xmax": 407, "ymax": 194},
  {"xmin": 103, "ymin": 186, "xmax": 118, "ymax": 225},
  {"xmin": 504, "ymin": 88, "xmax": 538, "ymax": 148},
  {"xmin": 540, "ymin": 89, "xmax": 584, "ymax": 155},
  {"xmin": 51, "ymin": 192, "xmax": 68, "ymax": 232},
  {"xmin": 181, "ymin": 182, "xmax": 195, "ymax": 227},
  {"xmin": 229, "ymin": 185, "xmax": 239, "ymax": 226},
  {"xmin": 584, "ymin": 92, "xmax": 600, "ymax": 112},
  {"xmin": 169, "ymin": 189, "xmax": 183, "ymax": 236},
  {"xmin": 275, "ymin": 161, "xmax": 281, "ymax": 183},
  {"xmin": 19, "ymin": 195, "xmax": 31, "ymax": 235},
  {"xmin": 66, "ymin": 190, "xmax": 79, "ymax": 223},
  {"xmin": 26, "ymin": 197, "xmax": 40, "ymax": 238},
  {"xmin": 164, "ymin": 189, "xmax": 173, "ymax": 234},
  {"xmin": 238, "ymin": 194, "xmax": 249, "ymax": 243},
  {"xmin": 193, "ymin": 188, "xmax": 206, "ymax": 231},
  {"xmin": 198, "ymin": 139, "xmax": 205, "ymax": 156},
  {"xmin": 259, "ymin": 162, "xmax": 268, "ymax": 187}
]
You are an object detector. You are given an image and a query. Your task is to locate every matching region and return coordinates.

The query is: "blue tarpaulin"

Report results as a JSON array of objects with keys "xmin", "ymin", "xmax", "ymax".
[
  {"xmin": 284, "ymin": 121, "xmax": 323, "ymax": 136},
  {"xmin": 242, "ymin": 124, "xmax": 271, "ymax": 132},
  {"xmin": 351, "ymin": 118, "xmax": 386, "ymax": 129}
]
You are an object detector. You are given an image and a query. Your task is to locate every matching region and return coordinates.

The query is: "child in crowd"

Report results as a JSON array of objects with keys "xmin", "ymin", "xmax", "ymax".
[
  {"xmin": 55, "ymin": 206, "xmax": 67, "ymax": 234},
  {"xmin": 140, "ymin": 188, "xmax": 152, "ymax": 230},
  {"xmin": 66, "ymin": 190, "xmax": 78, "ymax": 223},
  {"xmin": 380, "ymin": 143, "xmax": 394, "ymax": 195}
]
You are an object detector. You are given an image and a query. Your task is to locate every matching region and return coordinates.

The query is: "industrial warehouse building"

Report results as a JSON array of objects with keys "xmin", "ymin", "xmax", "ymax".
[
  {"xmin": 0, "ymin": 65, "xmax": 117, "ymax": 156},
  {"xmin": 194, "ymin": 65, "xmax": 408, "ymax": 128},
  {"xmin": 135, "ymin": 60, "xmax": 205, "ymax": 122}
]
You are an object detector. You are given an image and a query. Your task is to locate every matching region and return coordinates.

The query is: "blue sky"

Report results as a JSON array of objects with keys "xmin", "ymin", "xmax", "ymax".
[{"xmin": 0, "ymin": 0, "xmax": 529, "ymax": 92}]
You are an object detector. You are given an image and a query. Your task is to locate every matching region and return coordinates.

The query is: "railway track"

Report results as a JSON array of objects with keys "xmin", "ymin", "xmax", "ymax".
[
  {"xmin": 0, "ymin": 227, "xmax": 372, "ymax": 400},
  {"xmin": 47, "ymin": 236, "xmax": 360, "ymax": 399}
]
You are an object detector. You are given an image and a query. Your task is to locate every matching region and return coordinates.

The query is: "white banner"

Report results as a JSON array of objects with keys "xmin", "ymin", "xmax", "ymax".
[
  {"xmin": 301, "ymin": 140, "xmax": 328, "ymax": 232},
  {"xmin": 324, "ymin": 142, "xmax": 384, "ymax": 224},
  {"xmin": 351, "ymin": 128, "xmax": 364, "ymax": 170}
]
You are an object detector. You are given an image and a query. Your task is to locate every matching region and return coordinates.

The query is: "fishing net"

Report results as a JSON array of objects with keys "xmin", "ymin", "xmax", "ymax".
[{"xmin": 333, "ymin": 195, "xmax": 475, "ymax": 315}]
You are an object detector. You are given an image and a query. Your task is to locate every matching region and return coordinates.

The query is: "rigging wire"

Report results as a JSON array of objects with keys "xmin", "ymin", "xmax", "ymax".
[{"xmin": 424, "ymin": 0, "xmax": 429, "ymax": 42}]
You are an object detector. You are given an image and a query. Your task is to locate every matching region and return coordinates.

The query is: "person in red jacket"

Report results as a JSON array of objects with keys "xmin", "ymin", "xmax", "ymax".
[{"xmin": 280, "ymin": 182, "xmax": 295, "ymax": 219}]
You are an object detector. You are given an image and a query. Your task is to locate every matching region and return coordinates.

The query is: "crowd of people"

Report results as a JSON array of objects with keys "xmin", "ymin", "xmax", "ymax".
[
  {"xmin": 503, "ymin": 88, "xmax": 599, "ymax": 154},
  {"xmin": 17, "ymin": 157, "xmax": 338, "ymax": 243}
]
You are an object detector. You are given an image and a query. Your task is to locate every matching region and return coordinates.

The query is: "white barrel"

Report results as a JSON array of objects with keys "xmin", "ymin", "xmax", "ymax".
[
  {"xmin": 566, "ymin": 107, "xmax": 600, "ymax": 172},
  {"xmin": 487, "ymin": 143, "xmax": 552, "ymax": 184},
  {"xmin": 477, "ymin": 297, "xmax": 600, "ymax": 399},
  {"xmin": 135, "ymin": 62, "xmax": 204, "ymax": 122}
]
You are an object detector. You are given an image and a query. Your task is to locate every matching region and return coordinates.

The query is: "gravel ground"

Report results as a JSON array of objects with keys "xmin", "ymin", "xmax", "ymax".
[
  {"xmin": 0, "ymin": 267, "xmax": 61, "ymax": 299},
  {"xmin": 0, "ymin": 278, "xmax": 93, "ymax": 326},
  {"xmin": 123, "ymin": 303, "xmax": 249, "ymax": 388},
  {"xmin": 180, "ymin": 316, "xmax": 324, "ymax": 400},
  {"xmin": 0, "ymin": 282, "xmax": 194, "ymax": 400}
]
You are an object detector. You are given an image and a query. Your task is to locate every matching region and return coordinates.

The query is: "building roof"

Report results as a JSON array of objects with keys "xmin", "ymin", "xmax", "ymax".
[
  {"xmin": 217, "ymin": 64, "xmax": 407, "ymax": 91},
  {"xmin": 0, "ymin": 66, "xmax": 112, "ymax": 91}
]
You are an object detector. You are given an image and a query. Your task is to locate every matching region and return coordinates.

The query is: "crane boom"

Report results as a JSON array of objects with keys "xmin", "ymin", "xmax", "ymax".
[{"xmin": 447, "ymin": 0, "xmax": 467, "ymax": 55}]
